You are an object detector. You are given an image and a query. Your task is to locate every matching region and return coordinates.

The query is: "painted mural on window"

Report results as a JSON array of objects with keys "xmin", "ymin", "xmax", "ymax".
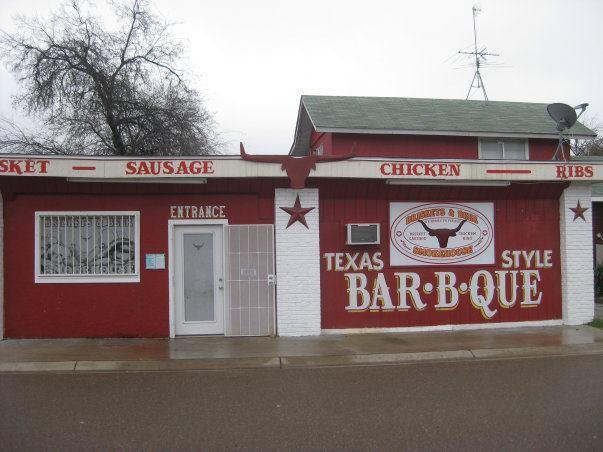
[{"xmin": 38, "ymin": 215, "xmax": 136, "ymax": 276}]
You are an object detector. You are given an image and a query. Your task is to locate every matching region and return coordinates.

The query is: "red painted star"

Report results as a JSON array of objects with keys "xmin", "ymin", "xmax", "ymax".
[
  {"xmin": 280, "ymin": 195, "xmax": 315, "ymax": 228},
  {"xmin": 570, "ymin": 200, "xmax": 589, "ymax": 221}
]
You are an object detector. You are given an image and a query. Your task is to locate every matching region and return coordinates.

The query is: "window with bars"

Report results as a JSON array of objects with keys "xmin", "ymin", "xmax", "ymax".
[{"xmin": 35, "ymin": 212, "xmax": 140, "ymax": 283}]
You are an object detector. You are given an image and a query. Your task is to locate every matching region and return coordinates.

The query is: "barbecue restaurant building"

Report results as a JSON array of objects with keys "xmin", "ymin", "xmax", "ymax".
[{"xmin": 0, "ymin": 96, "xmax": 599, "ymax": 339}]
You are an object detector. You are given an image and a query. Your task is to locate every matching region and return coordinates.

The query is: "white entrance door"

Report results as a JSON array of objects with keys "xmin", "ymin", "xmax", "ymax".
[{"xmin": 174, "ymin": 225, "xmax": 224, "ymax": 335}]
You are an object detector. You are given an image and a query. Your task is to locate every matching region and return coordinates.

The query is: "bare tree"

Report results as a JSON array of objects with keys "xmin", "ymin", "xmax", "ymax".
[
  {"xmin": 574, "ymin": 136, "xmax": 603, "ymax": 157},
  {"xmin": 0, "ymin": 0, "xmax": 217, "ymax": 156},
  {"xmin": 572, "ymin": 115, "xmax": 603, "ymax": 158}
]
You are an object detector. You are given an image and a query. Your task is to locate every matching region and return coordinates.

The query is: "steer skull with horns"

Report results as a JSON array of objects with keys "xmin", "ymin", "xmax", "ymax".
[
  {"xmin": 239, "ymin": 142, "xmax": 355, "ymax": 189},
  {"xmin": 418, "ymin": 220, "xmax": 467, "ymax": 249}
]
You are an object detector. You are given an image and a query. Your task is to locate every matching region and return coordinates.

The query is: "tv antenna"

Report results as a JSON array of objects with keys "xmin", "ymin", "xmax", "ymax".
[
  {"xmin": 458, "ymin": 5, "xmax": 499, "ymax": 101},
  {"xmin": 547, "ymin": 103, "xmax": 588, "ymax": 161}
]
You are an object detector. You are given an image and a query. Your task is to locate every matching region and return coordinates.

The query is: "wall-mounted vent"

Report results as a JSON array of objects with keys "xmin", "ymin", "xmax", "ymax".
[{"xmin": 346, "ymin": 223, "xmax": 380, "ymax": 245}]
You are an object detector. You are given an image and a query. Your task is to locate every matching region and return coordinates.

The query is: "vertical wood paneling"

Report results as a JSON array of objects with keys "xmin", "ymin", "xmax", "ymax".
[
  {"xmin": 318, "ymin": 180, "xmax": 564, "ymax": 330},
  {"xmin": 3, "ymin": 179, "xmax": 276, "ymax": 339}
]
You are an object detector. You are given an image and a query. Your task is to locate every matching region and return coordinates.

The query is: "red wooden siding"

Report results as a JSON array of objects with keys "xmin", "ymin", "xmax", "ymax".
[
  {"xmin": 2, "ymin": 178, "xmax": 279, "ymax": 338},
  {"xmin": 308, "ymin": 132, "xmax": 559, "ymax": 162},
  {"xmin": 309, "ymin": 131, "xmax": 333, "ymax": 155},
  {"xmin": 528, "ymin": 138, "xmax": 566, "ymax": 161},
  {"xmin": 315, "ymin": 180, "xmax": 564, "ymax": 329},
  {"xmin": 330, "ymin": 134, "xmax": 478, "ymax": 159},
  {"xmin": 0, "ymin": 174, "xmax": 569, "ymax": 337}
]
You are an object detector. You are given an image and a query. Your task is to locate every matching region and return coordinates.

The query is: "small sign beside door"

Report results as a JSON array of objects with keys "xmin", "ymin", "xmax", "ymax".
[{"xmin": 146, "ymin": 253, "xmax": 166, "ymax": 270}]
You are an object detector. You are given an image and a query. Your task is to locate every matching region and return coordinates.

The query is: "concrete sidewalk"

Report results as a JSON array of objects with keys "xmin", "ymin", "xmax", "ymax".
[{"xmin": 1, "ymin": 325, "xmax": 602, "ymax": 372}]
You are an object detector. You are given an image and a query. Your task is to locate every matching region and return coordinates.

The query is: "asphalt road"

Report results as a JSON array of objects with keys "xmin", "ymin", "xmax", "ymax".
[{"xmin": 1, "ymin": 355, "xmax": 602, "ymax": 451}]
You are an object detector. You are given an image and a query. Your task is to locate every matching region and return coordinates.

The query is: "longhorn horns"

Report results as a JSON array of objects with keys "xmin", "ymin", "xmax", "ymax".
[
  {"xmin": 239, "ymin": 142, "xmax": 356, "ymax": 163},
  {"xmin": 417, "ymin": 219, "xmax": 467, "ymax": 249}
]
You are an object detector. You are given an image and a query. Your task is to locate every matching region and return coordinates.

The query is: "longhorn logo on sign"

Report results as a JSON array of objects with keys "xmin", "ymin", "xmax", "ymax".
[{"xmin": 390, "ymin": 202, "xmax": 495, "ymax": 266}]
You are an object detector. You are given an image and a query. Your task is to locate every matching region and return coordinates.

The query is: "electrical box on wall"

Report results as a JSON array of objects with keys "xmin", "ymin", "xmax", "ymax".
[{"xmin": 346, "ymin": 223, "xmax": 380, "ymax": 245}]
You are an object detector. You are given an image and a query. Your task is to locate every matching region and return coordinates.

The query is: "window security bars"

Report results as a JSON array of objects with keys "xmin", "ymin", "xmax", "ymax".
[
  {"xmin": 226, "ymin": 224, "xmax": 275, "ymax": 336},
  {"xmin": 37, "ymin": 214, "xmax": 137, "ymax": 277}
]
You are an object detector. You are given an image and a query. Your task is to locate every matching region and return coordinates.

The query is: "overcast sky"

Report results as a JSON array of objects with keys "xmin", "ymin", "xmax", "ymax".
[{"xmin": 1, "ymin": 0, "xmax": 602, "ymax": 155}]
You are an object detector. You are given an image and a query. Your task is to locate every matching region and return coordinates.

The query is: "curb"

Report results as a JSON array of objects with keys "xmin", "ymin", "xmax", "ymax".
[
  {"xmin": 0, "ymin": 361, "xmax": 77, "ymax": 372},
  {"xmin": 1, "ymin": 343, "xmax": 602, "ymax": 373},
  {"xmin": 74, "ymin": 357, "xmax": 280, "ymax": 372},
  {"xmin": 280, "ymin": 350, "xmax": 474, "ymax": 368},
  {"xmin": 469, "ymin": 343, "xmax": 603, "ymax": 359}
]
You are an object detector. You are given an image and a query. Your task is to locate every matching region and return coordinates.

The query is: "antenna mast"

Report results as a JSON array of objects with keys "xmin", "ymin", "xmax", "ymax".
[{"xmin": 459, "ymin": 6, "xmax": 498, "ymax": 101}]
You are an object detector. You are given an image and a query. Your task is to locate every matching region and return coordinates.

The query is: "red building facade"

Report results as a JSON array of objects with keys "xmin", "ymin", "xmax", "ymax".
[{"xmin": 0, "ymin": 96, "xmax": 598, "ymax": 339}]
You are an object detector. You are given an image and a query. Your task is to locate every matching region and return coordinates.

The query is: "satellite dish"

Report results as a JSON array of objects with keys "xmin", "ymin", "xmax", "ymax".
[
  {"xmin": 547, "ymin": 102, "xmax": 589, "ymax": 161},
  {"xmin": 547, "ymin": 103, "xmax": 577, "ymax": 131}
]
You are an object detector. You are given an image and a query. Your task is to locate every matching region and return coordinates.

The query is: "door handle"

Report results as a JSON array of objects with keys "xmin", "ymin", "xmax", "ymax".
[{"xmin": 218, "ymin": 277, "xmax": 224, "ymax": 290}]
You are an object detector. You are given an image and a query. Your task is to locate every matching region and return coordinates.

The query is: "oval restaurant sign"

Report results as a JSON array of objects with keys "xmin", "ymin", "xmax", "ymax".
[{"xmin": 390, "ymin": 202, "xmax": 495, "ymax": 266}]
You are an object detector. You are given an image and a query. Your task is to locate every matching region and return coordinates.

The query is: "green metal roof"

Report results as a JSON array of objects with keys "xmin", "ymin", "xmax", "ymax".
[
  {"xmin": 593, "ymin": 183, "xmax": 603, "ymax": 198},
  {"xmin": 572, "ymin": 155, "xmax": 603, "ymax": 161},
  {"xmin": 301, "ymin": 95, "xmax": 597, "ymax": 138}
]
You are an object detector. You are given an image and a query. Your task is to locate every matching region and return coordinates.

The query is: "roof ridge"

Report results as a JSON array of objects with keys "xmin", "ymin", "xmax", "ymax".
[{"xmin": 300, "ymin": 94, "xmax": 553, "ymax": 106}]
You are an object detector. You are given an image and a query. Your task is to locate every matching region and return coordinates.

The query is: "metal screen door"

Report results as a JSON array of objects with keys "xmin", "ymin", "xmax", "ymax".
[
  {"xmin": 225, "ymin": 225, "xmax": 275, "ymax": 336},
  {"xmin": 174, "ymin": 225, "xmax": 224, "ymax": 335}
]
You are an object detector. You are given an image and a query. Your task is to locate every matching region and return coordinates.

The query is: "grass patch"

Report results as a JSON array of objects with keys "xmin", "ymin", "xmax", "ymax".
[{"xmin": 589, "ymin": 319, "xmax": 603, "ymax": 329}]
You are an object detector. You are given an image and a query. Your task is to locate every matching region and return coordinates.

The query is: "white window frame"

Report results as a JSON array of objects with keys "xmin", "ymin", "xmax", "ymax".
[
  {"xmin": 478, "ymin": 138, "xmax": 529, "ymax": 160},
  {"xmin": 34, "ymin": 211, "xmax": 141, "ymax": 284}
]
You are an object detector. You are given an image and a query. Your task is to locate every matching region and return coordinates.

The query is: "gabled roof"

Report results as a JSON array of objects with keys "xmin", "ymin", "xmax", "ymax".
[{"xmin": 290, "ymin": 95, "xmax": 597, "ymax": 155}]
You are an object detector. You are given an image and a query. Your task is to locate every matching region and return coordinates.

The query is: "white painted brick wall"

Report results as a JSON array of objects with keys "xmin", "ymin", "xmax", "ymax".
[
  {"xmin": 275, "ymin": 188, "xmax": 321, "ymax": 336},
  {"xmin": 559, "ymin": 182, "xmax": 594, "ymax": 325}
]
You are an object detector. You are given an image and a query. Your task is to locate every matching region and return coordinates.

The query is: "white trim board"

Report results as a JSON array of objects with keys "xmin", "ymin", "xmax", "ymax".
[
  {"xmin": 4, "ymin": 155, "xmax": 603, "ymax": 182},
  {"xmin": 322, "ymin": 319, "xmax": 563, "ymax": 335},
  {"xmin": 167, "ymin": 219, "xmax": 229, "ymax": 338},
  {"xmin": 312, "ymin": 127, "xmax": 593, "ymax": 140},
  {"xmin": 34, "ymin": 211, "xmax": 141, "ymax": 284}
]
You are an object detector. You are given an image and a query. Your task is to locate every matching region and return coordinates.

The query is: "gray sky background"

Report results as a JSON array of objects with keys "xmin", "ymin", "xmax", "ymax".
[{"xmin": 1, "ymin": 0, "xmax": 601, "ymax": 155}]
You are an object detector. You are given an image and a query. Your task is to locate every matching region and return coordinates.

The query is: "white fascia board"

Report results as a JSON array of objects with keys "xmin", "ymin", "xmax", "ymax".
[
  {"xmin": 0, "ymin": 154, "xmax": 245, "ymax": 160},
  {"xmin": 289, "ymin": 100, "xmax": 318, "ymax": 156},
  {"xmin": 302, "ymin": 99, "xmax": 320, "ymax": 132},
  {"xmin": 313, "ymin": 127, "xmax": 595, "ymax": 140},
  {"xmin": 2, "ymin": 155, "xmax": 603, "ymax": 182},
  {"xmin": 288, "ymin": 99, "xmax": 306, "ymax": 155}
]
